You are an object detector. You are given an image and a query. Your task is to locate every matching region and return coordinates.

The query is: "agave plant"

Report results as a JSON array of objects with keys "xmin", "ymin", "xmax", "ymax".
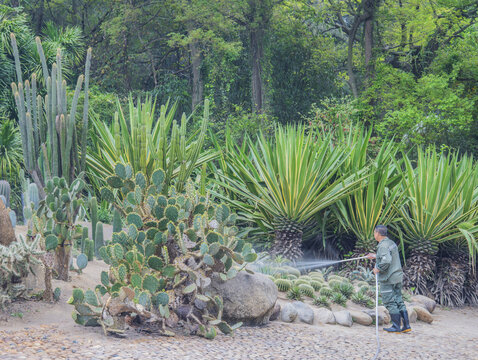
[
  {"xmin": 216, "ymin": 125, "xmax": 362, "ymax": 260},
  {"xmin": 399, "ymin": 148, "xmax": 478, "ymax": 295},
  {"xmin": 87, "ymin": 96, "xmax": 217, "ymax": 194}
]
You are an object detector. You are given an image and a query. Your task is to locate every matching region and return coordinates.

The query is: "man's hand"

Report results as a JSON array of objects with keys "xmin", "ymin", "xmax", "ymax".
[
  {"xmin": 373, "ymin": 268, "xmax": 380, "ymax": 275},
  {"xmin": 366, "ymin": 253, "xmax": 376, "ymax": 260}
]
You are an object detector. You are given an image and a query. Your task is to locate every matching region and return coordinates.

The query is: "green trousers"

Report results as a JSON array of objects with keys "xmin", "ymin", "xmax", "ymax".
[{"xmin": 380, "ymin": 282, "xmax": 407, "ymax": 315}]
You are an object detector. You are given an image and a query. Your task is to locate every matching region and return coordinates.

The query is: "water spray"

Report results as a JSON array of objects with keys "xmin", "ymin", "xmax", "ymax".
[{"xmin": 293, "ymin": 255, "xmax": 381, "ymax": 360}]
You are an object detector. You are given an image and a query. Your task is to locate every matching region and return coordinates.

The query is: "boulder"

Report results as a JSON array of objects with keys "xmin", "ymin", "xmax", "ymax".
[
  {"xmin": 406, "ymin": 306, "xmax": 417, "ymax": 323},
  {"xmin": 410, "ymin": 305, "xmax": 433, "ymax": 323},
  {"xmin": 313, "ymin": 308, "xmax": 336, "ymax": 325},
  {"xmin": 378, "ymin": 306, "xmax": 391, "ymax": 324},
  {"xmin": 207, "ymin": 272, "xmax": 278, "ymax": 325},
  {"xmin": 334, "ymin": 310, "xmax": 353, "ymax": 327},
  {"xmin": 411, "ymin": 295, "xmax": 436, "ymax": 313},
  {"xmin": 291, "ymin": 301, "xmax": 314, "ymax": 324},
  {"xmin": 280, "ymin": 303, "xmax": 298, "ymax": 323},
  {"xmin": 350, "ymin": 310, "xmax": 373, "ymax": 326},
  {"xmin": 362, "ymin": 309, "xmax": 385, "ymax": 325},
  {"xmin": 0, "ymin": 198, "xmax": 16, "ymax": 246},
  {"xmin": 270, "ymin": 303, "xmax": 281, "ymax": 321}
]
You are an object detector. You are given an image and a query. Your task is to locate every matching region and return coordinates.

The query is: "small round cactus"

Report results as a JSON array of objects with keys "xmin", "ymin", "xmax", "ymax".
[
  {"xmin": 319, "ymin": 286, "xmax": 333, "ymax": 298},
  {"xmin": 294, "ymin": 279, "xmax": 310, "ymax": 286},
  {"xmin": 298, "ymin": 283, "xmax": 315, "ymax": 298},
  {"xmin": 310, "ymin": 280, "xmax": 323, "ymax": 291},
  {"xmin": 274, "ymin": 278, "xmax": 292, "ymax": 292}
]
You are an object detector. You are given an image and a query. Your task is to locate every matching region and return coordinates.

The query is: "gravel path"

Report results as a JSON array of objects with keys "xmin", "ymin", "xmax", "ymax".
[{"xmin": 1, "ymin": 319, "xmax": 477, "ymax": 360}]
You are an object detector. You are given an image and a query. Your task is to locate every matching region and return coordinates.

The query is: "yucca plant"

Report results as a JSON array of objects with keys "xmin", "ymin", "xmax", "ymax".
[
  {"xmin": 399, "ymin": 148, "xmax": 478, "ymax": 295},
  {"xmin": 87, "ymin": 96, "xmax": 217, "ymax": 195},
  {"xmin": 216, "ymin": 125, "xmax": 362, "ymax": 260},
  {"xmin": 334, "ymin": 136, "xmax": 404, "ymax": 254}
]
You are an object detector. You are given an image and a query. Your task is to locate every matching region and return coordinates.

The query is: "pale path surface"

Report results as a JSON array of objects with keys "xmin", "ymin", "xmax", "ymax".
[{"xmin": 3, "ymin": 227, "xmax": 478, "ymax": 359}]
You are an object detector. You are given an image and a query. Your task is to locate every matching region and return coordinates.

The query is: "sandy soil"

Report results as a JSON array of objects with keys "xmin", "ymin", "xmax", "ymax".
[{"xmin": 2, "ymin": 226, "xmax": 477, "ymax": 359}]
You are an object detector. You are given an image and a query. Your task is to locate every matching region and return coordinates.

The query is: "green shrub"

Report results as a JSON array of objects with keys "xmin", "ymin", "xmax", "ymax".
[
  {"xmin": 287, "ymin": 286, "xmax": 303, "ymax": 301},
  {"xmin": 331, "ymin": 292, "xmax": 348, "ymax": 307},
  {"xmin": 312, "ymin": 295, "xmax": 330, "ymax": 308}
]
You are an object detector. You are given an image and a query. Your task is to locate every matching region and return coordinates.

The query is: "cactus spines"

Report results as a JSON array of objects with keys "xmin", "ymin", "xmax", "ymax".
[
  {"xmin": 0, "ymin": 181, "xmax": 11, "ymax": 208},
  {"xmin": 95, "ymin": 222, "xmax": 104, "ymax": 260},
  {"xmin": 274, "ymin": 278, "xmax": 292, "ymax": 292},
  {"xmin": 319, "ymin": 287, "xmax": 333, "ymax": 298},
  {"xmin": 310, "ymin": 280, "xmax": 323, "ymax": 291}
]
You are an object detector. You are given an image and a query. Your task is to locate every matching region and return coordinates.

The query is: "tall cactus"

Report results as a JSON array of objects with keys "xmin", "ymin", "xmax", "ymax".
[
  {"xmin": 94, "ymin": 222, "xmax": 104, "ymax": 260},
  {"xmin": 112, "ymin": 208, "xmax": 122, "ymax": 233},
  {"xmin": 0, "ymin": 181, "xmax": 11, "ymax": 208},
  {"xmin": 10, "ymin": 33, "xmax": 92, "ymax": 198},
  {"xmin": 90, "ymin": 197, "xmax": 98, "ymax": 243}
]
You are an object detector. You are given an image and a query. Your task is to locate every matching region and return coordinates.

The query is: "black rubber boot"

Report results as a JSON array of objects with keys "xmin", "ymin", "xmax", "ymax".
[
  {"xmin": 383, "ymin": 313, "xmax": 401, "ymax": 333},
  {"xmin": 400, "ymin": 310, "xmax": 411, "ymax": 333}
]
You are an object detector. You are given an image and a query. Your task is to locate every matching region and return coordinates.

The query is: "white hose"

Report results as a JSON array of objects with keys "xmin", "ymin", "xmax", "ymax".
[{"xmin": 372, "ymin": 273, "xmax": 381, "ymax": 360}]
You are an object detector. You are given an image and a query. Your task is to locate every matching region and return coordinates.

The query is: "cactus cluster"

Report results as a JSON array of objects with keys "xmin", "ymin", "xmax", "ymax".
[
  {"xmin": 274, "ymin": 278, "xmax": 292, "ymax": 292},
  {"xmin": 0, "ymin": 235, "xmax": 43, "ymax": 309},
  {"xmin": 0, "ymin": 180, "xmax": 11, "ymax": 208},
  {"xmin": 35, "ymin": 177, "xmax": 88, "ymax": 281},
  {"xmin": 10, "ymin": 33, "xmax": 92, "ymax": 195},
  {"xmin": 70, "ymin": 165, "xmax": 257, "ymax": 339},
  {"xmin": 298, "ymin": 283, "xmax": 315, "ymax": 298}
]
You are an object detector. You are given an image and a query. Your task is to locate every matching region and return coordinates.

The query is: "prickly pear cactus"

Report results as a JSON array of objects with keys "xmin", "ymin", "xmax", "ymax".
[
  {"xmin": 36, "ymin": 177, "xmax": 87, "ymax": 281},
  {"xmin": 70, "ymin": 165, "xmax": 257, "ymax": 339}
]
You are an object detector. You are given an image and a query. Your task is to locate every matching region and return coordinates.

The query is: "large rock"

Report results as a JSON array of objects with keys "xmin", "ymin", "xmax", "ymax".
[
  {"xmin": 334, "ymin": 310, "xmax": 353, "ymax": 327},
  {"xmin": 350, "ymin": 310, "xmax": 373, "ymax": 326},
  {"xmin": 410, "ymin": 305, "xmax": 433, "ymax": 323},
  {"xmin": 313, "ymin": 308, "xmax": 335, "ymax": 325},
  {"xmin": 406, "ymin": 306, "xmax": 417, "ymax": 323},
  {"xmin": 362, "ymin": 309, "xmax": 385, "ymax": 325},
  {"xmin": 411, "ymin": 295, "xmax": 436, "ymax": 313},
  {"xmin": 291, "ymin": 301, "xmax": 314, "ymax": 324},
  {"xmin": 270, "ymin": 303, "xmax": 281, "ymax": 321},
  {"xmin": 378, "ymin": 306, "xmax": 391, "ymax": 324},
  {"xmin": 207, "ymin": 272, "xmax": 278, "ymax": 325},
  {"xmin": 280, "ymin": 303, "xmax": 298, "ymax": 323},
  {"xmin": 0, "ymin": 198, "xmax": 16, "ymax": 246}
]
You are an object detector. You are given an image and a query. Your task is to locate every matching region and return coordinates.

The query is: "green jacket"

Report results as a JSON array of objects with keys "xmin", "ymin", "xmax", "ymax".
[{"xmin": 376, "ymin": 237, "xmax": 403, "ymax": 284}]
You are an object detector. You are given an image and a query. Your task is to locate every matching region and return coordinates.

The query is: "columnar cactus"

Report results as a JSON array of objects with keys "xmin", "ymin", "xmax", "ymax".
[
  {"xmin": 0, "ymin": 181, "xmax": 11, "ymax": 208},
  {"xmin": 70, "ymin": 164, "xmax": 257, "ymax": 339},
  {"xmin": 94, "ymin": 222, "xmax": 104, "ymax": 259},
  {"xmin": 90, "ymin": 197, "xmax": 98, "ymax": 243},
  {"xmin": 112, "ymin": 208, "xmax": 122, "ymax": 233},
  {"xmin": 10, "ymin": 34, "xmax": 92, "ymax": 196}
]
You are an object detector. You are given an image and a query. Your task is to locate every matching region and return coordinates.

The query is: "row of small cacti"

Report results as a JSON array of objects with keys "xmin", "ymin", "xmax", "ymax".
[{"xmin": 273, "ymin": 268, "xmax": 375, "ymax": 309}]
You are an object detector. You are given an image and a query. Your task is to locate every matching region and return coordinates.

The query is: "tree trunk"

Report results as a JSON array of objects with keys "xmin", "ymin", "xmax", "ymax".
[
  {"xmin": 272, "ymin": 228, "xmax": 303, "ymax": 261},
  {"xmin": 56, "ymin": 244, "xmax": 71, "ymax": 281},
  {"xmin": 364, "ymin": 17, "xmax": 374, "ymax": 87},
  {"xmin": 34, "ymin": 0, "xmax": 45, "ymax": 34},
  {"xmin": 42, "ymin": 261, "xmax": 53, "ymax": 302},
  {"xmin": 250, "ymin": 27, "xmax": 265, "ymax": 112},
  {"xmin": 190, "ymin": 40, "xmax": 203, "ymax": 111},
  {"xmin": 347, "ymin": 29, "xmax": 359, "ymax": 98}
]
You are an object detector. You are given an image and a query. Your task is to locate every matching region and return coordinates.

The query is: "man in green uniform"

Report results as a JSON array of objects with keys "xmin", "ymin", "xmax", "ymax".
[{"xmin": 366, "ymin": 225, "xmax": 411, "ymax": 333}]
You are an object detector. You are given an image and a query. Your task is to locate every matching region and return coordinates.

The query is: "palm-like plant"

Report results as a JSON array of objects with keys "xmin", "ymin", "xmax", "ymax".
[
  {"xmin": 334, "ymin": 137, "xmax": 404, "ymax": 253},
  {"xmin": 87, "ymin": 96, "xmax": 217, "ymax": 193},
  {"xmin": 399, "ymin": 148, "xmax": 478, "ymax": 295},
  {"xmin": 217, "ymin": 125, "xmax": 362, "ymax": 260},
  {"xmin": 0, "ymin": 118, "xmax": 22, "ymax": 180}
]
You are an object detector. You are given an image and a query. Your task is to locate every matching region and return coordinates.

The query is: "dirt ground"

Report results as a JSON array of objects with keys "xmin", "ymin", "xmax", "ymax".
[{"xmin": 2, "ymin": 226, "xmax": 478, "ymax": 359}]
